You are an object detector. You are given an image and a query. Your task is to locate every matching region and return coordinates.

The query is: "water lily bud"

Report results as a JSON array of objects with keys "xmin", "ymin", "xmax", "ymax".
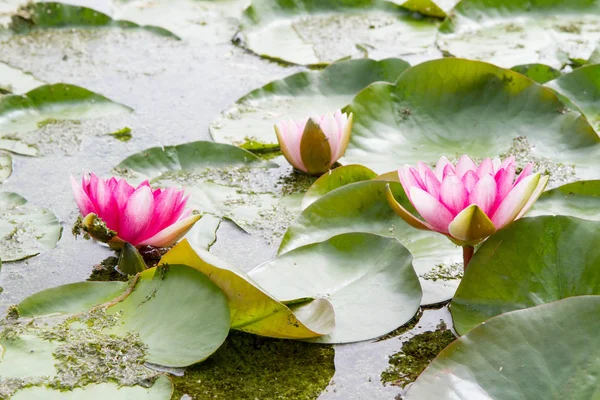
[
  {"xmin": 386, "ymin": 155, "xmax": 549, "ymax": 246},
  {"xmin": 71, "ymin": 173, "xmax": 200, "ymax": 248},
  {"xmin": 275, "ymin": 110, "xmax": 353, "ymax": 175}
]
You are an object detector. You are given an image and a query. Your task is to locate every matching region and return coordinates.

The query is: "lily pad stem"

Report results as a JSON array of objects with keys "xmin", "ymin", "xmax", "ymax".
[{"xmin": 463, "ymin": 245, "xmax": 474, "ymax": 271}]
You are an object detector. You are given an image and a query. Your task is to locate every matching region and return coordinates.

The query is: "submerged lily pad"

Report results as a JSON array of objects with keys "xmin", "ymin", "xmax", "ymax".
[
  {"xmin": 546, "ymin": 64, "xmax": 600, "ymax": 132},
  {"xmin": 115, "ymin": 142, "xmax": 313, "ymax": 241},
  {"xmin": 451, "ymin": 216, "xmax": 600, "ymax": 335},
  {"xmin": 10, "ymin": 2, "xmax": 179, "ymax": 39},
  {"xmin": 344, "ymin": 58, "xmax": 600, "ymax": 183},
  {"xmin": 510, "ymin": 63, "xmax": 562, "ymax": 84},
  {"xmin": 159, "ymin": 240, "xmax": 335, "ymax": 339},
  {"xmin": 394, "ymin": 0, "xmax": 459, "ymax": 18},
  {"xmin": 0, "ymin": 192, "xmax": 62, "ymax": 262},
  {"xmin": 406, "ymin": 296, "xmax": 600, "ymax": 399},
  {"xmin": 529, "ymin": 180, "xmax": 600, "ymax": 220},
  {"xmin": 238, "ymin": 0, "xmax": 440, "ymax": 66},
  {"xmin": 0, "ymin": 62, "xmax": 45, "ymax": 94},
  {"xmin": 0, "ymin": 152, "xmax": 12, "ymax": 183},
  {"xmin": 210, "ymin": 58, "xmax": 410, "ymax": 146},
  {"xmin": 0, "ymin": 83, "xmax": 131, "ymax": 138},
  {"xmin": 437, "ymin": 0, "xmax": 600, "ymax": 68},
  {"xmin": 281, "ymin": 181, "xmax": 462, "ymax": 305},
  {"xmin": 250, "ymin": 232, "xmax": 422, "ymax": 343}
]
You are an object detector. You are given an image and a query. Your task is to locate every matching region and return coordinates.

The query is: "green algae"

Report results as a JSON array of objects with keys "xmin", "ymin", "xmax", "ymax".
[
  {"xmin": 421, "ymin": 262, "xmax": 463, "ymax": 282},
  {"xmin": 108, "ymin": 127, "xmax": 132, "ymax": 142},
  {"xmin": 376, "ymin": 308, "xmax": 423, "ymax": 341},
  {"xmin": 172, "ymin": 331, "xmax": 335, "ymax": 400},
  {"xmin": 88, "ymin": 257, "xmax": 129, "ymax": 282},
  {"xmin": 380, "ymin": 323, "xmax": 455, "ymax": 389}
]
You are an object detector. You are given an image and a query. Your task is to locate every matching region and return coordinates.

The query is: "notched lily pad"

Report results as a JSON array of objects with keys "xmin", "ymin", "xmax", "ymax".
[
  {"xmin": 451, "ymin": 216, "xmax": 600, "ymax": 335},
  {"xmin": 238, "ymin": 0, "xmax": 440, "ymax": 66},
  {"xmin": 0, "ymin": 192, "xmax": 62, "ymax": 262},
  {"xmin": 406, "ymin": 296, "xmax": 600, "ymax": 400},
  {"xmin": 10, "ymin": 2, "xmax": 179, "ymax": 39},
  {"xmin": 529, "ymin": 180, "xmax": 600, "ymax": 220},
  {"xmin": 251, "ymin": 232, "xmax": 422, "ymax": 343},
  {"xmin": 210, "ymin": 58, "xmax": 410, "ymax": 146}
]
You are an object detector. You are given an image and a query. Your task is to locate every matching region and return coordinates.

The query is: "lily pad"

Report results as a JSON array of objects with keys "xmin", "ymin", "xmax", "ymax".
[
  {"xmin": 11, "ymin": 376, "xmax": 173, "ymax": 400},
  {"xmin": 210, "ymin": 58, "xmax": 410, "ymax": 146},
  {"xmin": 394, "ymin": 0, "xmax": 459, "ymax": 18},
  {"xmin": 281, "ymin": 180, "xmax": 463, "ymax": 305},
  {"xmin": 406, "ymin": 296, "xmax": 600, "ymax": 400},
  {"xmin": 106, "ymin": 264, "xmax": 231, "ymax": 367},
  {"xmin": 0, "ymin": 192, "xmax": 62, "ymax": 262},
  {"xmin": 546, "ymin": 64, "xmax": 600, "ymax": 132},
  {"xmin": 10, "ymin": 2, "xmax": 179, "ymax": 39},
  {"xmin": 238, "ymin": 0, "xmax": 440, "ymax": 66},
  {"xmin": 115, "ymin": 142, "xmax": 313, "ymax": 241},
  {"xmin": 250, "ymin": 232, "xmax": 422, "ymax": 343},
  {"xmin": 510, "ymin": 63, "xmax": 562, "ymax": 84},
  {"xmin": 451, "ymin": 216, "xmax": 600, "ymax": 335},
  {"xmin": 302, "ymin": 164, "xmax": 377, "ymax": 209},
  {"xmin": 344, "ymin": 58, "xmax": 600, "ymax": 184},
  {"xmin": 529, "ymin": 180, "xmax": 600, "ymax": 220},
  {"xmin": 0, "ymin": 62, "xmax": 45, "ymax": 94},
  {"xmin": 0, "ymin": 152, "xmax": 12, "ymax": 183},
  {"xmin": 0, "ymin": 139, "xmax": 38, "ymax": 156},
  {"xmin": 0, "ymin": 83, "xmax": 132, "ymax": 137},
  {"xmin": 185, "ymin": 214, "xmax": 221, "ymax": 250},
  {"xmin": 437, "ymin": 0, "xmax": 600, "ymax": 68},
  {"xmin": 159, "ymin": 240, "xmax": 335, "ymax": 339}
]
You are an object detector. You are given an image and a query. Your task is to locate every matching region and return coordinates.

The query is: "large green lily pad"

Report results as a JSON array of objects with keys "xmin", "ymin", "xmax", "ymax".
[
  {"xmin": 281, "ymin": 181, "xmax": 462, "ymax": 305},
  {"xmin": 529, "ymin": 180, "xmax": 600, "ymax": 220},
  {"xmin": 160, "ymin": 240, "xmax": 335, "ymax": 339},
  {"xmin": 437, "ymin": 0, "xmax": 600, "ymax": 68},
  {"xmin": 11, "ymin": 376, "xmax": 173, "ymax": 400},
  {"xmin": 0, "ymin": 62, "xmax": 45, "ymax": 94},
  {"xmin": 344, "ymin": 58, "xmax": 600, "ymax": 184},
  {"xmin": 546, "ymin": 64, "xmax": 600, "ymax": 132},
  {"xmin": 406, "ymin": 296, "xmax": 600, "ymax": 399},
  {"xmin": 210, "ymin": 58, "xmax": 409, "ymax": 146},
  {"xmin": 0, "ymin": 83, "xmax": 131, "ymax": 137},
  {"xmin": 0, "ymin": 192, "xmax": 62, "ymax": 262},
  {"xmin": 10, "ymin": 2, "xmax": 178, "ymax": 39},
  {"xmin": 238, "ymin": 0, "xmax": 440, "ymax": 66},
  {"xmin": 115, "ymin": 141, "xmax": 314, "ymax": 241},
  {"xmin": 451, "ymin": 216, "xmax": 600, "ymax": 335},
  {"xmin": 250, "ymin": 232, "xmax": 422, "ymax": 343}
]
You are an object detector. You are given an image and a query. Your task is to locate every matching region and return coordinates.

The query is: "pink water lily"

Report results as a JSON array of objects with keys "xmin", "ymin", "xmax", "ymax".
[
  {"xmin": 71, "ymin": 173, "xmax": 200, "ymax": 248},
  {"xmin": 386, "ymin": 155, "xmax": 549, "ymax": 250},
  {"xmin": 275, "ymin": 110, "xmax": 353, "ymax": 175}
]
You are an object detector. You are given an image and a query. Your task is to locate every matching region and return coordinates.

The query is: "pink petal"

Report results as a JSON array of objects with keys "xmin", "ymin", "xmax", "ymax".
[
  {"xmin": 114, "ymin": 178, "xmax": 135, "ymax": 211},
  {"xmin": 419, "ymin": 164, "xmax": 441, "ymax": 200},
  {"xmin": 491, "ymin": 174, "xmax": 540, "ymax": 229},
  {"xmin": 92, "ymin": 175, "xmax": 119, "ymax": 231},
  {"xmin": 468, "ymin": 175, "xmax": 497, "ymax": 216},
  {"xmin": 319, "ymin": 113, "xmax": 340, "ymax": 164},
  {"xmin": 513, "ymin": 163, "xmax": 533, "ymax": 186},
  {"xmin": 455, "ymin": 155, "xmax": 477, "ymax": 178},
  {"xmin": 398, "ymin": 165, "xmax": 425, "ymax": 202},
  {"xmin": 434, "ymin": 156, "xmax": 454, "ymax": 181},
  {"xmin": 410, "ymin": 187, "xmax": 454, "ymax": 233},
  {"xmin": 462, "ymin": 170, "xmax": 479, "ymax": 193},
  {"xmin": 498, "ymin": 156, "xmax": 516, "ymax": 172},
  {"xmin": 515, "ymin": 175, "xmax": 549, "ymax": 220},
  {"xmin": 71, "ymin": 175, "xmax": 96, "ymax": 216},
  {"xmin": 138, "ymin": 214, "xmax": 201, "ymax": 248},
  {"xmin": 440, "ymin": 174, "xmax": 468, "ymax": 216},
  {"xmin": 493, "ymin": 164, "xmax": 516, "ymax": 212},
  {"xmin": 119, "ymin": 185, "xmax": 155, "ymax": 244},
  {"xmin": 136, "ymin": 188, "xmax": 182, "ymax": 242},
  {"xmin": 476, "ymin": 158, "xmax": 494, "ymax": 178}
]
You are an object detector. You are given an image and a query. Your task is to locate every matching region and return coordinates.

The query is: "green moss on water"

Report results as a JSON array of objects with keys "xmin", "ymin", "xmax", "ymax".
[
  {"xmin": 88, "ymin": 256, "xmax": 128, "ymax": 282},
  {"xmin": 108, "ymin": 127, "xmax": 132, "ymax": 142},
  {"xmin": 376, "ymin": 308, "xmax": 423, "ymax": 341},
  {"xmin": 381, "ymin": 326, "xmax": 455, "ymax": 388},
  {"xmin": 172, "ymin": 331, "xmax": 335, "ymax": 400}
]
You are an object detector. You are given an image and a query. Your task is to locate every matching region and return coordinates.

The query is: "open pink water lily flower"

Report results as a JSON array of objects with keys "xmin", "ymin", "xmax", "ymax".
[
  {"xmin": 275, "ymin": 110, "xmax": 353, "ymax": 175},
  {"xmin": 386, "ymin": 155, "xmax": 549, "ymax": 246},
  {"xmin": 71, "ymin": 173, "xmax": 200, "ymax": 248}
]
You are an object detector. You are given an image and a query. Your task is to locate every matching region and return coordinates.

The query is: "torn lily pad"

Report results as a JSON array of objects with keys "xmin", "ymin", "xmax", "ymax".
[
  {"xmin": 0, "ymin": 192, "xmax": 62, "ymax": 262},
  {"xmin": 10, "ymin": 2, "xmax": 179, "ymax": 39},
  {"xmin": 237, "ymin": 0, "xmax": 440, "ymax": 66},
  {"xmin": 210, "ymin": 58, "xmax": 410, "ymax": 147},
  {"xmin": 159, "ymin": 240, "xmax": 335, "ymax": 339}
]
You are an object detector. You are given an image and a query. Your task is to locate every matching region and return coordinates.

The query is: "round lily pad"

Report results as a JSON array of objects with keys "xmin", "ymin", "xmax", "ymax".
[
  {"xmin": 344, "ymin": 58, "xmax": 600, "ymax": 184},
  {"xmin": 406, "ymin": 296, "xmax": 600, "ymax": 400},
  {"xmin": 451, "ymin": 216, "xmax": 600, "ymax": 335},
  {"xmin": 210, "ymin": 58, "xmax": 410, "ymax": 147},
  {"xmin": 281, "ymin": 180, "xmax": 462, "ymax": 305},
  {"xmin": 237, "ymin": 0, "xmax": 440, "ymax": 66},
  {"xmin": 436, "ymin": 0, "xmax": 600, "ymax": 68},
  {"xmin": 546, "ymin": 64, "xmax": 600, "ymax": 132},
  {"xmin": 529, "ymin": 180, "xmax": 600, "ymax": 220},
  {"xmin": 250, "ymin": 232, "xmax": 422, "ymax": 343},
  {"xmin": 0, "ymin": 192, "xmax": 62, "ymax": 262}
]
